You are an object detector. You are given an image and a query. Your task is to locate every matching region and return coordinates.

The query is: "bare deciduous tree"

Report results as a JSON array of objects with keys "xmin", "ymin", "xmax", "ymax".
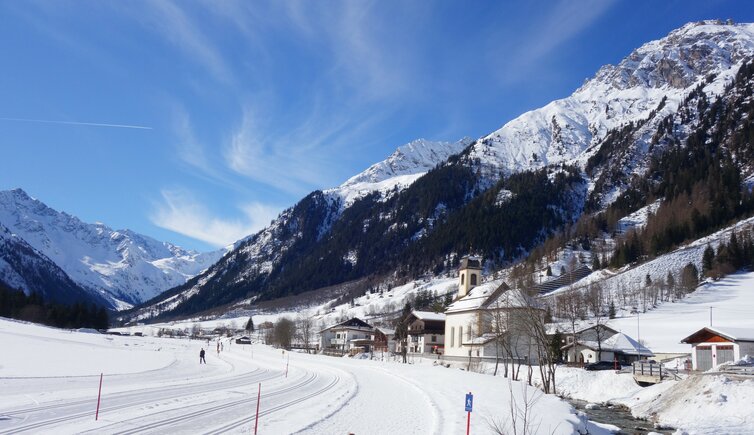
[
  {"xmin": 512, "ymin": 291, "xmax": 558, "ymax": 394},
  {"xmin": 297, "ymin": 315, "xmax": 314, "ymax": 353},
  {"xmin": 488, "ymin": 377, "xmax": 545, "ymax": 435},
  {"xmin": 273, "ymin": 317, "xmax": 296, "ymax": 349}
]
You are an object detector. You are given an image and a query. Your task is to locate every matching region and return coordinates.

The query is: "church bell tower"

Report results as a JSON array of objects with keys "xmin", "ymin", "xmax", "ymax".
[{"xmin": 458, "ymin": 255, "xmax": 482, "ymax": 299}]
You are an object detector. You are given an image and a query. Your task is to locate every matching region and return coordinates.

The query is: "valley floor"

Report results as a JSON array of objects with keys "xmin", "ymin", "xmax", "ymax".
[{"xmin": 0, "ymin": 319, "xmax": 609, "ymax": 434}]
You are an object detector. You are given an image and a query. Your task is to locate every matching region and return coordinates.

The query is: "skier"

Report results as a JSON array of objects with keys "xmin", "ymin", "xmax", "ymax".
[{"xmin": 199, "ymin": 348, "xmax": 206, "ymax": 364}]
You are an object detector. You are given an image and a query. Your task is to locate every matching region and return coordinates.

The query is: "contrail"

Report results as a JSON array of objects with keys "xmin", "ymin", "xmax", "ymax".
[{"xmin": 0, "ymin": 117, "xmax": 152, "ymax": 130}]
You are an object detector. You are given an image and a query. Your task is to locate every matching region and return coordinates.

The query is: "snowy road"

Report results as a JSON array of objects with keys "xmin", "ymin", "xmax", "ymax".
[{"xmin": 0, "ymin": 319, "xmax": 607, "ymax": 434}]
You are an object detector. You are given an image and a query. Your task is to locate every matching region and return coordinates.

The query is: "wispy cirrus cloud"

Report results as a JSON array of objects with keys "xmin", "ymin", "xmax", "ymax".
[
  {"xmin": 150, "ymin": 189, "xmax": 281, "ymax": 247},
  {"xmin": 223, "ymin": 104, "xmax": 389, "ymax": 194},
  {"xmin": 493, "ymin": 0, "xmax": 617, "ymax": 84},
  {"xmin": 125, "ymin": 1, "xmax": 233, "ymax": 84}
]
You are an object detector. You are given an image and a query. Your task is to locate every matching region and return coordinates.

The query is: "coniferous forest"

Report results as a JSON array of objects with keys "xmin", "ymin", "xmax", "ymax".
[{"xmin": 0, "ymin": 281, "xmax": 109, "ymax": 330}]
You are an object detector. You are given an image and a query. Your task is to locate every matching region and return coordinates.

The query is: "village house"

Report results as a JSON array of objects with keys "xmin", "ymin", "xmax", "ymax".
[
  {"xmin": 319, "ymin": 317, "xmax": 374, "ymax": 355},
  {"xmin": 373, "ymin": 326, "xmax": 396, "ymax": 355},
  {"xmin": 443, "ymin": 256, "xmax": 544, "ymax": 364},
  {"xmin": 403, "ymin": 311, "xmax": 445, "ymax": 354},
  {"xmin": 560, "ymin": 324, "xmax": 653, "ymax": 365},
  {"xmin": 681, "ymin": 326, "xmax": 754, "ymax": 371}
]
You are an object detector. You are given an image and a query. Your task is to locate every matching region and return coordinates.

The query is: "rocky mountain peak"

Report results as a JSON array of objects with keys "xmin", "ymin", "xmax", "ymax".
[{"xmin": 588, "ymin": 21, "xmax": 754, "ymax": 91}]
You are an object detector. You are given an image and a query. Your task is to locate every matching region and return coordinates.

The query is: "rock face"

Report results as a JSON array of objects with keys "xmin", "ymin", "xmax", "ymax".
[{"xmin": 0, "ymin": 189, "xmax": 225, "ymax": 308}]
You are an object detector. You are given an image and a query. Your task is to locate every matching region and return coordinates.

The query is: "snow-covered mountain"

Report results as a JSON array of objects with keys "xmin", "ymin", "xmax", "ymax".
[
  {"xmin": 467, "ymin": 21, "xmax": 754, "ymax": 184},
  {"xmin": 0, "ymin": 222, "xmax": 100, "ymax": 305},
  {"xmin": 132, "ymin": 20, "xmax": 754, "ymax": 321},
  {"xmin": 0, "ymin": 189, "xmax": 226, "ymax": 308},
  {"xmin": 132, "ymin": 136, "xmax": 474, "ymax": 319},
  {"xmin": 327, "ymin": 137, "xmax": 473, "ymax": 207}
]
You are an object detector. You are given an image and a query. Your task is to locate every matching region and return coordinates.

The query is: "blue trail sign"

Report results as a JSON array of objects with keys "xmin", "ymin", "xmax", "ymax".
[{"xmin": 465, "ymin": 393, "xmax": 473, "ymax": 412}]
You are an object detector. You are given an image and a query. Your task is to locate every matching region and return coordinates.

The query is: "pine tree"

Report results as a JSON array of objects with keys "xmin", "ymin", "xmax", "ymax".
[
  {"xmin": 444, "ymin": 292, "xmax": 453, "ymax": 307},
  {"xmin": 666, "ymin": 271, "xmax": 676, "ymax": 293},
  {"xmin": 729, "ymin": 231, "xmax": 742, "ymax": 269},
  {"xmin": 608, "ymin": 300, "xmax": 616, "ymax": 319},
  {"xmin": 702, "ymin": 244, "xmax": 715, "ymax": 275},
  {"xmin": 549, "ymin": 330, "xmax": 563, "ymax": 363},
  {"xmin": 592, "ymin": 255, "xmax": 601, "ymax": 270},
  {"xmin": 546, "ymin": 265, "xmax": 553, "ymax": 276},
  {"xmin": 245, "ymin": 316, "xmax": 255, "ymax": 333}
]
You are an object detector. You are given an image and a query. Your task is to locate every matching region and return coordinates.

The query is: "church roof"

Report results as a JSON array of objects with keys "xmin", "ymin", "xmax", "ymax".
[{"xmin": 446, "ymin": 280, "xmax": 538, "ymax": 314}]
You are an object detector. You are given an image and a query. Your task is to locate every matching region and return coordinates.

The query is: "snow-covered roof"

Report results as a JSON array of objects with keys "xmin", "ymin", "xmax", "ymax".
[
  {"xmin": 604, "ymin": 333, "xmax": 654, "ymax": 356},
  {"xmin": 411, "ymin": 311, "xmax": 445, "ymax": 321},
  {"xmin": 375, "ymin": 327, "xmax": 395, "ymax": 336},
  {"xmin": 681, "ymin": 327, "xmax": 754, "ymax": 344},
  {"xmin": 446, "ymin": 281, "xmax": 499, "ymax": 312},
  {"xmin": 575, "ymin": 323, "xmax": 619, "ymax": 335},
  {"xmin": 463, "ymin": 333, "xmax": 497, "ymax": 346},
  {"xmin": 446, "ymin": 281, "xmax": 536, "ymax": 314},
  {"xmin": 320, "ymin": 317, "xmax": 373, "ymax": 333},
  {"xmin": 571, "ymin": 332, "xmax": 654, "ymax": 356}
]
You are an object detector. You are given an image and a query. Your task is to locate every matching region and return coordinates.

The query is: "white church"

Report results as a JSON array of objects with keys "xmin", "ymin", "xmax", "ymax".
[{"xmin": 443, "ymin": 256, "xmax": 544, "ymax": 364}]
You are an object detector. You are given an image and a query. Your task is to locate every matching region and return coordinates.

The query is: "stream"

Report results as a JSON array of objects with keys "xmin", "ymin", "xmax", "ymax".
[{"xmin": 566, "ymin": 399, "xmax": 674, "ymax": 434}]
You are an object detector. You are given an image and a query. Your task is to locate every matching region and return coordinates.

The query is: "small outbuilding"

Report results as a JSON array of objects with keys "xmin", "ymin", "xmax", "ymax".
[
  {"xmin": 681, "ymin": 327, "xmax": 754, "ymax": 371},
  {"xmin": 561, "ymin": 325, "xmax": 653, "ymax": 365}
]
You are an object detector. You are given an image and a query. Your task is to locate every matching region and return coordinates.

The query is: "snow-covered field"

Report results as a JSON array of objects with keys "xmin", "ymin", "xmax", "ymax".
[
  {"xmin": 0, "ymin": 318, "xmax": 612, "ymax": 434},
  {"xmin": 610, "ymin": 272, "xmax": 754, "ymax": 353}
]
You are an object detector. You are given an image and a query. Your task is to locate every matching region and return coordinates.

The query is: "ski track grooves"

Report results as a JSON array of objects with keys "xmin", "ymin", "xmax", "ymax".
[
  {"xmin": 204, "ymin": 373, "xmax": 342, "ymax": 434},
  {"xmin": 0, "ymin": 367, "xmax": 275, "ymax": 434},
  {"xmin": 111, "ymin": 371, "xmax": 335, "ymax": 435}
]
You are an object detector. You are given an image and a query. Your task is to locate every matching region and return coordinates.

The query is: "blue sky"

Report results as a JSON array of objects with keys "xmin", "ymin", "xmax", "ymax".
[{"xmin": 1, "ymin": 0, "xmax": 750, "ymax": 252}]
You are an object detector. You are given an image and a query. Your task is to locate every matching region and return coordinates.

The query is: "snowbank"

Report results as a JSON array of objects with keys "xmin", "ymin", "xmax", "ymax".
[
  {"xmin": 0, "ymin": 319, "xmax": 175, "ymax": 377},
  {"xmin": 554, "ymin": 365, "xmax": 754, "ymax": 434}
]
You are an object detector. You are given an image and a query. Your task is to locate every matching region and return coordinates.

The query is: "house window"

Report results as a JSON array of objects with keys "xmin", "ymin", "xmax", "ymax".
[
  {"xmin": 336, "ymin": 333, "xmax": 340, "ymax": 339},
  {"xmin": 461, "ymin": 273, "xmax": 465, "ymax": 285},
  {"xmin": 450, "ymin": 327, "xmax": 455, "ymax": 347},
  {"xmin": 459, "ymin": 326, "xmax": 463, "ymax": 347},
  {"xmin": 431, "ymin": 335, "xmax": 437, "ymax": 343}
]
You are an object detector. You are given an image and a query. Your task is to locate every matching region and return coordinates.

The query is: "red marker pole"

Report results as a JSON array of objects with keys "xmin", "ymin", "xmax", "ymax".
[
  {"xmin": 285, "ymin": 354, "xmax": 289, "ymax": 378},
  {"xmin": 466, "ymin": 410, "xmax": 470, "ymax": 435},
  {"xmin": 254, "ymin": 383, "xmax": 261, "ymax": 435},
  {"xmin": 95, "ymin": 373, "xmax": 103, "ymax": 421}
]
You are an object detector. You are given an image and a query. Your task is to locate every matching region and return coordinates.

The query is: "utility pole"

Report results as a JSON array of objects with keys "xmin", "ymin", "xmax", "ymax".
[
  {"xmin": 637, "ymin": 311, "xmax": 640, "ymax": 344},
  {"xmin": 710, "ymin": 306, "xmax": 713, "ymax": 327}
]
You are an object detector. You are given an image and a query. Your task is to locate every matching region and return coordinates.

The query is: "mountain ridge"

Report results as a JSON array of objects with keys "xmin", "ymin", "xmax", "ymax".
[{"xmin": 0, "ymin": 188, "xmax": 226, "ymax": 308}]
